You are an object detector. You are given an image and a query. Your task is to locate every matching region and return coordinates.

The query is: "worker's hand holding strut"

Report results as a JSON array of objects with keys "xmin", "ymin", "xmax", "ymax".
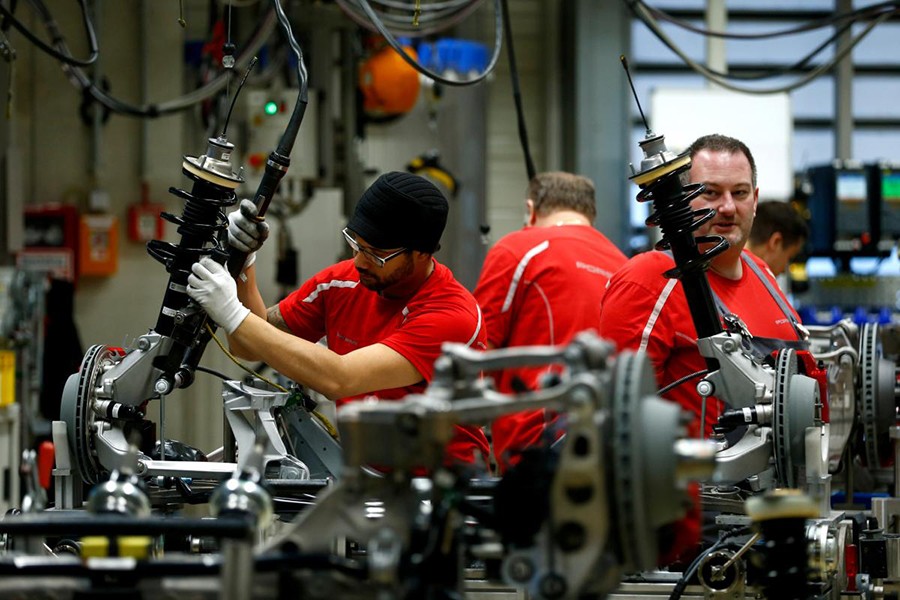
[
  {"xmin": 187, "ymin": 257, "xmax": 251, "ymax": 334},
  {"xmin": 228, "ymin": 199, "xmax": 270, "ymax": 274},
  {"xmin": 228, "ymin": 199, "xmax": 270, "ymax": 254}
]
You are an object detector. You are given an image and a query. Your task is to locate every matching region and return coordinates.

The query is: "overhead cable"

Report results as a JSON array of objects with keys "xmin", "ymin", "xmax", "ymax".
[
  {"xmin": 347, "ymin": 0, "xmax": 504, "ymax": 87},
  {"xmin": 635, "ymin": 0, "xmax": 900, "ymax": 40},
  {"xmin": 626, "ymin": 0, "xmax": 894, "ymax": 95},
  {"xmin": 336, "ymin": 0, "xmax": 485, "ymax": 37},
  {"xmin": 1, "ymin": 0, "xmax": 97, "ymax": 66},
  {"xmin": 28, "ymin": 0, "xmax": 276, "ymax": 117}
]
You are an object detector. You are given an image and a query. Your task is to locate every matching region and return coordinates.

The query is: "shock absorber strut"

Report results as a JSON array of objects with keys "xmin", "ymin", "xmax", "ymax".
[
  {"xmin": 621, "ymin": 57, "xmax": 726, "ymax": 344},
  {"xmin": 143, "ymin": 4, "xmax": 308, "ymax": 394},
  {"xmin": 629, "ymin": 131, "xmax": 726, "ymax": 341},
  {"xmin": 147, "ymin": 135, "xmax": 243, "ymax": 392}
]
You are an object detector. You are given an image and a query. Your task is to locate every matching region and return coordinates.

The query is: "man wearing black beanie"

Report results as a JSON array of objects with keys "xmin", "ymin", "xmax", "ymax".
[{"xmin": 187, "ymin": 172, "xmax": 490, "ymax": 469}]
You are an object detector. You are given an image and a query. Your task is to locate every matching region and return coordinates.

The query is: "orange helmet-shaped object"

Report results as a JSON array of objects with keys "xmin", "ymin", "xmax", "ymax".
[{"xmin": 359, "ymin": 45, "xmax": 421, "ymax": 116}]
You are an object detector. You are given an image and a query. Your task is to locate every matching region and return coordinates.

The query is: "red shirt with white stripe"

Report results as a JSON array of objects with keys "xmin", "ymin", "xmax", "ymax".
[
  {"xmin": 278, "ymin": 258, "xmax": 490, "ymax": 466},
  {"xmin": 474, "ymin": 225, "xmax": 627, "ymax": 470},
  {"xmin": 598, "ymin": 249, "xmax": 802, "ymax": 437}
]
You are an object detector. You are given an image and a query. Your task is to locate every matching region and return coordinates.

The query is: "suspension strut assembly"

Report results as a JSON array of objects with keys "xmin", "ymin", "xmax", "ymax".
[
  {"xmin": 621, "ymin": 56, "xmax": 728, "ymax": 353},
  {"xmin": 145, "ymin": 2, "xmax": 308, "ymax": 395},
  {"xmin": 146, "ymin": 131, "xmax": 296, "ymax": 395},
  {"xmin": 147, "ymin": 135, "xmax": 243, "ymax": 393},
  {"xmin": 628, "ymin": 130, "xmax": 727, "ymax": 346}
]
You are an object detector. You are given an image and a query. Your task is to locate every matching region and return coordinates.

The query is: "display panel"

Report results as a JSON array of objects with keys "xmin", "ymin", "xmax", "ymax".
[
  {"xmin": 834, "ymin": 169, "xmax": 869, "ymax": 240},
  {"xmin": 880, "ymin": 169, "xmax": 900, "ymax": 240}
]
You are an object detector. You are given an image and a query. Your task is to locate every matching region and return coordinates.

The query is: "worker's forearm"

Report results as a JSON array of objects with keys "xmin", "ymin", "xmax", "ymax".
[
  {"xmin": 230, "ymin": 266, "xmax": 268, "ymax": 359},
  {"xmin": 228, "ymin": 313, "xmax": 347, "ymax": 399},
  {"xmin": 235, "ymin": 265, "xmax": 267, "ymax": 318}
]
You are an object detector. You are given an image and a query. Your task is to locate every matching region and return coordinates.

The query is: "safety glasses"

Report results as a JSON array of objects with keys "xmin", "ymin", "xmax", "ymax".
[{"xmin": 342, "ymin": 228, "xmax": 407, "ymax": 268}]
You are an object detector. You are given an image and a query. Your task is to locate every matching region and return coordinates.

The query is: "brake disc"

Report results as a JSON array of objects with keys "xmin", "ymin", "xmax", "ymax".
[
  {"xmin": 60, "ymin": 345, "xmax": 121, "ymax": 484},
  {"xmin": 772, "ymin": 348, "xmax": 819, "ymax": 488},
  {"xmin": 859, "ymin": 323, "xmax": 895, "ymax": 470},
  {"xmin": 610, "ymin": 350, "xmax": 691, "ymax": 571}
]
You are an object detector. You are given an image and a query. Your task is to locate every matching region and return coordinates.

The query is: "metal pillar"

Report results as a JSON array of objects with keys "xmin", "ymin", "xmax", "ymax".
[
  {"xmin": 561, "ymin": 0, "xmax": 631, "ymax": 249},
  {"xmin": 705, "ymin": 0, "xmax": 727, "ymax": 77},
  {"xmin": 437, "ymin": 84, "xmax": 488, "ymax": 290},
  {"xmin": 835, "ymin": 0, "xmax": 854, "ymax": 160}
]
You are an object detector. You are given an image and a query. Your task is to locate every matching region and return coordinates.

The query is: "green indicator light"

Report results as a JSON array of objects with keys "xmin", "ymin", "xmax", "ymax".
[{"xmin": 264, "ymin": 101, "xmax": 278, "ymax": 115}]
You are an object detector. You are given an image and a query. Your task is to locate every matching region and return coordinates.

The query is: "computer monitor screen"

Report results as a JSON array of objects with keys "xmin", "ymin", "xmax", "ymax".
[
  {"xmin": 881, "ymin": 169, "xmax": 900, "ymax": 239},
  {"xmin": 834, "ymin": 169, "xmax": 868, "ymax": 238}
]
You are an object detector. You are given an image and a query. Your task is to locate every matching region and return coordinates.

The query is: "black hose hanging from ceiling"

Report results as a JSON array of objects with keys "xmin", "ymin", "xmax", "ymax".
[
  {"xmin": 271, "ymin": 0, "xmax": 308, "ymax": 158},
  {"xmin": 500, "ymin": 0, "xmax": 536, "ymax": 181},
  {"xmin": 225, "ymin": 0, "xmax": 308, "ymax": 277},
  {"xmin": 0, "ymin": 0, "xmax": 97, "ymax": 67}
]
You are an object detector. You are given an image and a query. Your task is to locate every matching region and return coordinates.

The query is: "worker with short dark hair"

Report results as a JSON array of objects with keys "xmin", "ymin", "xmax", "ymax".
[
  {"xmin": 746, "ymin": 200, "xmax": 809, "ymax": 276},
  {"xmin": 474, "ymin": 171, "xmax": 627, "ymax": 472}
]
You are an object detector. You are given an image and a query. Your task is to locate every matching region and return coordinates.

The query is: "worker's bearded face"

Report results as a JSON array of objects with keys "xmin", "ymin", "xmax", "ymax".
[
  {"xmin": 689, "ymin": 149, "xmax": 759, "ymax": 253},
  {"xmin": 354, "ymin": 251, "xmax": 415, "ymax": 293}
]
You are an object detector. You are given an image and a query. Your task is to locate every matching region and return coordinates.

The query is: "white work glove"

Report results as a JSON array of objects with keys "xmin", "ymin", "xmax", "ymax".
[
  {"xmin": 186, "ymin": 257, "xmax": 251, "ymax": 334},
  {"xmin": 228, "ymin": 199, "xmax": 270, "ymax": 254}
]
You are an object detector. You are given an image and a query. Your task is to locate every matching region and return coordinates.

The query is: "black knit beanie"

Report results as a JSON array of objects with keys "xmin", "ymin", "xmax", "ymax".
[{"xmin": 347, "ymin": 171, "xmax": 448, "ymax": 253}]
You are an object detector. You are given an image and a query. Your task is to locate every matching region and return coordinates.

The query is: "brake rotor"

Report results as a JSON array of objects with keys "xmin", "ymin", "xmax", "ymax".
[
  {"xmin": 60, "ymin": 345, "xmax": 122, "ymax": 484},
  {"xmin": 772, "ymin": 348, "xmax": 819, "ymax": 488},
  {"xmin": 859, "ymin": 323, "xmax": 896, "ymax": 470},
  {"xmin": 822, "ymin": 352, "xmax": 856, "ymax": 473},
  {"xmin": 610, "ymin": 350, "xmax": 689, "ymax": 571}
]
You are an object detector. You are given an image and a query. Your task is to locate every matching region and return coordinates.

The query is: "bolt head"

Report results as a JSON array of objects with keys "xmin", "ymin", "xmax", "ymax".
[
  {"xmin": 154, "ymin": 378, "xmax": 172, "ymax": 395},
  {"xmin": 538, "ymin": 573, "xmax": 567, "ymax": 599},
  {"xmin": 507, "ymin": 557, "xmax": 535, "ymax": 583}
]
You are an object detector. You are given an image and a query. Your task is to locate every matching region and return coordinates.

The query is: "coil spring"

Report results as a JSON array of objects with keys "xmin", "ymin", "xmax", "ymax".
[
  {"xmin": 148, "ymin": 165, "xmax": 239, "ymax": 345},
  {"xmin": 147, "ymin": 177, "xmax": 237, "ymax": 275},
  {"xmin": 636, "ymin": 162, "xmax": 730, "ymax": 280}
]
